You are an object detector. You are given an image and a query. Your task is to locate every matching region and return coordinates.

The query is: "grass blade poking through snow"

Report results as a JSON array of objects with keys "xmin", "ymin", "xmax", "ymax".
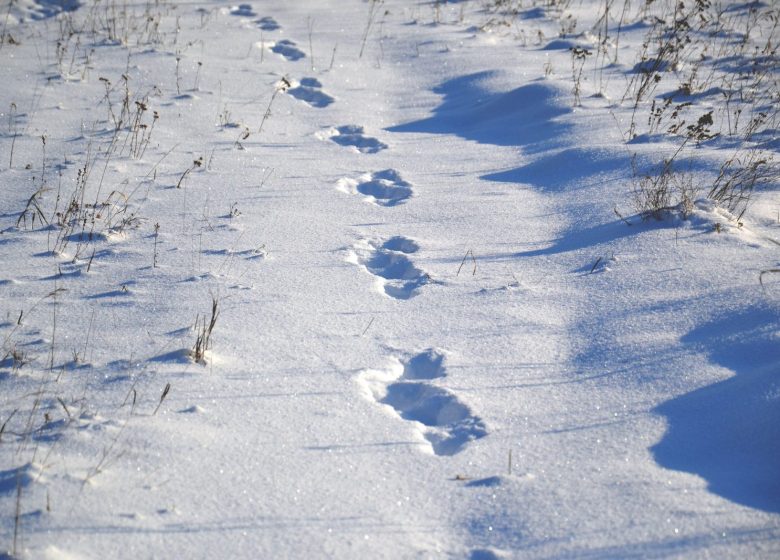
[{"xmin": 192, "ymin": 296, "xmax": 219, "ymax": 364}]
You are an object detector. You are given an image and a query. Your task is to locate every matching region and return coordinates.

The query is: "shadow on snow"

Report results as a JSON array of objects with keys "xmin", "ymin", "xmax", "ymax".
[
  {"xmin": 387, "ymin": 72, "xmax": 570, "ymax": 154},
  {"xmin": 652, "ymin": 306, "xmax": 780, "ymax": 513},
  {"xmin": 482, "ymin": 147, "xmax": 631, "ymax": 192},
  {"xmin": 513, "ymin": 217, "xmax": 673, "ymax": 259}
]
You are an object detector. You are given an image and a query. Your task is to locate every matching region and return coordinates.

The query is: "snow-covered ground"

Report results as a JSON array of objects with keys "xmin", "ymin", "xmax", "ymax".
[{"xmin": 0, "ymin": 0, "xmax": 778, "ymax": 558}]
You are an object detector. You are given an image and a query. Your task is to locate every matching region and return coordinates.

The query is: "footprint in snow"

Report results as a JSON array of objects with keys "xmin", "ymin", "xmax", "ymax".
[
  {"xmin": 470, "ymin": 548, "xmax": 509, "ymax": 560},
  {"xmin": 350, "ymin": 236, "xmax": 429, "ymax": 300},
  {"xmin": 358, "ymin": 349, "xmax": 487, "ymax": 456},
  {"xmin": 337, "ymin": 169, "xmax": 413, "ymax": 206},
  {"xmin": 256, "ymin": 16, "xmax": 280, "ymax": 31},
  {"xmin": 287, "ymin": 78, "xmax": 334, "ymax": 108},
  {"xmin": 229, "ymin": 4, "xmax": 256, "ymax": 17},
  {"xmin": 326, "ymin": 125, "xmax": 387, "ymax": 154},
  {"xmin": 401, "ymin": 347, "xmax": 446, "ymax": 380},
  {"xmin": 270, "ymin": 39, "xmax": 305, "ymax": 61},
  {"xmin": 381, "ymin": 236, "xmax": 420, "ymax": 254}
]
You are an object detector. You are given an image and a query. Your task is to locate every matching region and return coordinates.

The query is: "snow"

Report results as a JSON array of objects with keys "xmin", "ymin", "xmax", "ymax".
[{"xmin": 0, "ymin": 0, "xmax": 778, "ymax": 558}]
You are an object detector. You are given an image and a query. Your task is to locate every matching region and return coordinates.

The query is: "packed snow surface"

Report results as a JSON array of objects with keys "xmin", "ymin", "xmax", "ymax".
[{"xmin": 0, "ymin": 0, "xmax": 778, "ymax": 558}]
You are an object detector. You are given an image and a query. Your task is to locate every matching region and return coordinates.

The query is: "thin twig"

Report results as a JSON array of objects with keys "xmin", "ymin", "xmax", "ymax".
[
  {"xmin": 457, "ymin": 249, "xmax": 477, "ymax": 276},
  {"xmin": 614, "ymin": 207, "xmax": 632, "ymax": 226},
  {"xmin": 153, "ymin": 383, "xmax": 171, "ymax": 415}
]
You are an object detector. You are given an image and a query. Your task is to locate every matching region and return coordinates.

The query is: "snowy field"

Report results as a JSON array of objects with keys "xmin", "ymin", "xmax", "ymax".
[{"xmin": 0, "ymin": 0, "xmax": 778, "ymax": 557}]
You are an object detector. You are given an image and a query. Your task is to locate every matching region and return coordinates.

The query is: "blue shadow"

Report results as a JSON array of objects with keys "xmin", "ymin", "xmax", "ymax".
[
  {"xmin": 387, "ymin": 72, "xmax": 570, "ymax": 154},
  {"xmin": 483, "ymin": 147, "xmax": 632, "ymax": 192},
  {"xmin": 513, "ymin": 217, "xmax": 672, "ymax": 258},
  {"xmin": 652, "ymin": 305, "xmax": 780, "ymax": 513}
]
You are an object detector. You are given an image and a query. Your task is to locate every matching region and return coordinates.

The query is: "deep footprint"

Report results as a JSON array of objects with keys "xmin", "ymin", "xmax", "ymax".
[
  {"xmin": 329, "ymin": 125, "xmax": 387, "ymax": 154},
  {"xmin": 401, "ymin": 348, "xmax": 446, "ymax": 380},
  {"xmin": 382, "ymin": 236, "xmax": 419, "ymax": 254},
  {"xmin": 352, "ymin": 237, "xmax": 428, "ymax": 299},
  {"xmin": 288, "ymin": 78, "xmax": 334, "ymax": 108},
  {"xmin": 230, "ymin": 4, "xmax": 256, "ymax": 17},
  {"xmin": 256, "ymin": 16, "xmax": 280, "ymax": 30},
  {"xmin": 270, "ymin": 39, "xmax": 305, "ymax": 61},
  {"xmin": 359, "ymin": 350, "xmax": 487, "ymax": 456},
  {"xmin": 381, "ymin": 382, "xmax": 487, "ymax": 456}
]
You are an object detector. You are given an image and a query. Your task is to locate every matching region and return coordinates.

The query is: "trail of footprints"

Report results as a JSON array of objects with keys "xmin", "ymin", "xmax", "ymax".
[
  {"xmin": 222, "ymin": 7, "xmax": 484, "ymax": 454},
  {"xmin": 336, "ymin": 138, "xmax": 487, "ymax": 453},
  {"xmin": 358, "ymin": 349, "xmax": 487, "ymax": 456},
  {"xmin": 228, "ymin": 5, "xmax": 280, "ymax": 31}
]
